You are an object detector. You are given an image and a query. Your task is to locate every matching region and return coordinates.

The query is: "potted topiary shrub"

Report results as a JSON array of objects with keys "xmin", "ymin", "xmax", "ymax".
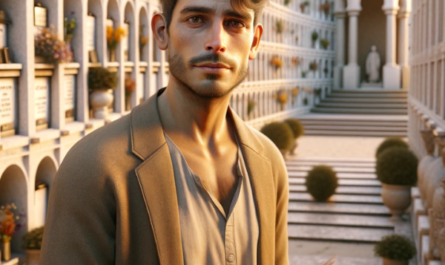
[
  {"xmin": 284, "ymin": 118, "xmax": 304, "ymax": 155},
  {"xmin": 311, "ymin": 31, "xmax": 319, "ymax": 48},
  {"xmin": 375, "ymin": 137, "xmax": 408, "ymax": 158},
  {"xmin": 376, "ymin": 147, "xmax": 418, "ymax": 221},
  {"xmin": 374, "ymin": 234, "xmax": 416, "ymax": 265},
  {"xmin": 88, "ymin": 67, "xmax": 118, "ymax": 119},
  {"xmin": 320, "ymin": 38, "xmax": 329, "ymax": 50},
  {"xmin": 260, "ymin": 122, "xmax": 294, "ymax": 160},
  {"xmin": 22, "ymin": 227, "xmax": 44, "ymax": 265},
  {"xmin": 305, "ymin": 165, "xmax": 338, "ymax": 201}
]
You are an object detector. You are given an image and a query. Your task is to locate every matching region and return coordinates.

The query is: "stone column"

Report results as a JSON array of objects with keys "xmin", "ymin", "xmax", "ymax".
[
  {"xmin": 333, "ymin": 0, "xmax": 346, "ymax": 89},
  {"xmin": 343, "ymin": 0, "xmax": 361, "ymax": 89},
  {"xmin": 398, "ymin": 0, "xmax": 411, "ymax": 89},
  {"xmin": 382, "ymin": 0, "xmax": 401, "ymax": 89}
]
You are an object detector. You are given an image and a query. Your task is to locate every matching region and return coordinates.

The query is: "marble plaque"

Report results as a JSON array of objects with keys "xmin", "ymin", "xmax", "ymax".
[
  {"xmin": 137, "ymin": 72, "xmax": 144, "ymax": 103},
  {"xmin": 0, "ymin": 23, "xmax": 7, "ymax": 49},
  {"xmin": 0, "ymin": 78, "xmax": 15, "ymax": 131},
  {"xmin": 64, "ymin": 75, "xmax": 76, "ymax": 118},
  {"xmin": 34, "ymin": 77, "xmax": 50, "ymax": 126},
  {"xmin": 123, "ymin": 22, "xmax": 129, "ymax": 61},
  {"xmin": 86, "ymin": 16, "xmax": 95, "ymax": 51},
  {"xmin": 34, "ymin": 6, "xmax": 47, "ymax": 27}
]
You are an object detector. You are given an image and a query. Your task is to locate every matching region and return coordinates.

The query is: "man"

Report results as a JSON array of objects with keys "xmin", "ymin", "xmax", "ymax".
[{"xmin": 40, "ymin": 0, "xmax": 289, "ymax": 264}]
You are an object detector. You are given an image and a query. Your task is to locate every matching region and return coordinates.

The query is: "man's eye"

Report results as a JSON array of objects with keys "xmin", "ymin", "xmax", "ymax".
[
  {"xmin": 187, "ymin": 16, "xmax": 203, "ymax": 24},
  {"xmin": 227, "ymin": 20, "xmax": 245, "ymax": 28}
]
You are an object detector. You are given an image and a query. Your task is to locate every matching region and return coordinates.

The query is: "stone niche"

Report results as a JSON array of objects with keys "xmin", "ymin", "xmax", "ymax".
[{"xmin": 0, "ymin": 78, "xmax": 17, "ymax": 137}]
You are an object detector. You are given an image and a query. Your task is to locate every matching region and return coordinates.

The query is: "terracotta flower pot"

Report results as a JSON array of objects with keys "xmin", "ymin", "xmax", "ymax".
[
  {"xmin": 382, "ymin": 257, "xmax": 408, "ymax": 265},
  {"xmin": 26, "ymin": 249, "xmax": 41, "ymax": 265},
  {"xmin": 90, "ymin": 89, "xmax": 114, "ymax": 119},
  {"xmin": 381, "ymin": 184, "xmax": 411, "ymax": 221}
]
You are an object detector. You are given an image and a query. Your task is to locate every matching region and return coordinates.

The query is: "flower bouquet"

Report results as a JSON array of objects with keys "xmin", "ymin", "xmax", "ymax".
[
  {"xmin": 35, "ymin": 25, "xmax": 73, "ymax": 63},
  {"xmin": 271, "ymin": 56, "xmax": 283, "ymax": 69},
  {"xmin": 0, "ymin": 203, "xmax": 25, "ymax": 261},
  {"xmin": 107, "ymin": 26, "xmax": 126, "ymax": 62}
]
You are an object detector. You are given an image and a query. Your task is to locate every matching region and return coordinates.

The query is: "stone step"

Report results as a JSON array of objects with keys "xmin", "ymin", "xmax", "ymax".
[
  {"xmin": 288, "ymin": 171, "xmax": 377, "ymax": 180},
  {"xmin": 288, "ymin": 254, "xmax": 383, "ymax": 265},
  {"xmin": 289, "ymin": 185, "xmax": 381, "ymax": 195},
  {"xmin": 299, "ymin": 120, "xmax": 407, "ymax": 127},
  {"xmin": 303, "ymin": 130, "xmax": 407, "ymax": 137},
  {"xmin": 288, "ymin": 212, "xmax": 394, "ymax": 228},
  {"xmin": 288, "ymin": 201, "xmax": 391, "ymax": 216},
  {"xmin": 296, "ymin": 113, "xmax": 408, "ymax": 121},
  {"xmin": 286, "ymin": 157, "xmax": 376, "ymax": 164},
  {"xmin": 287, "ymin": 165, "xmax": 375, "ymax": 173},
  {"xmin": 289, "ymin": 192, "xmax": 383, "ymax": 205},
  {"xmin": 322, "ymin": 97, "xmax": 407, "ymax": 103},
  {"xmin": 288, "ymin": 224, "xmax": 394, "ymax": 243},
  {"xmin": 286, "ymin": 160, "xmax": 376, "ymax": 168},
  {"xmin": 311, "ymin": 107, "xmax": 407, "ymax": 115},
  {"xmin": 317, "ymin": 102, "xmax": 407, "ymax": 109},
  {"xmin": 289, "ymin": 178, "xmax": 381, "ymax": 187},
  {"xmin": 301, "ymin": 125, "xmax": 407, "ymax": 132}
]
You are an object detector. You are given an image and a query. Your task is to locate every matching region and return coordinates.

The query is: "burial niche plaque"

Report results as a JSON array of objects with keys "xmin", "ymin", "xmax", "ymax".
[
  {"xmin": 0, "ymin": 78, "xmax": 16, "ymax": 137},
  {"xmin": 35, "ymin": 77, "xmax": 50, "ymax": 130},
  {"xmin": 64, "ymin": 75, "xmax": 76, "ymax": 122},
  {"xmin": 34, "ymin": 4, "xmax": 47, "ymax": 28},
  {"xmin": 86, "ymin": 15, "xmax": 96, "ymax": 52}
]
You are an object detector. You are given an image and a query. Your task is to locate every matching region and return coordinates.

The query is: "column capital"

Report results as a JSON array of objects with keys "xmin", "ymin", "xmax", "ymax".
[
  {"xmin": 383, "ymin": 8, "xmax": 399, "ymax": 16},
  {"xmin": 334, "ymin": 12, "xmax": 346, "ymax": 18},
  {"xmin": 347, "ymin": 10, "xmax": 361, "ymax": 16},
  {"xmin": 346, "ymin": 0, "xmax": 362, "ymax": 13},
  {"xmin": 334, "ymin": 0, "xmax": 346, "ymax": 13},
  {"xmin": 397, "ymin": 10, "xmax": 410, "ymax": 19},
  {"xmin": 382, "ymin": 0, "xmax": 399, "ymax": 12}
]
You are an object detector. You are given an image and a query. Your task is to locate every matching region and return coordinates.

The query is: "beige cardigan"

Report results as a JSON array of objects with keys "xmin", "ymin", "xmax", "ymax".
[{"xmin": 40, "ymin": 89, "xmax": 289, "ymax": 265}]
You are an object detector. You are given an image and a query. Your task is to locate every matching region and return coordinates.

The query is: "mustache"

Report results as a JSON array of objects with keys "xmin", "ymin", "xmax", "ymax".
[{"xmin": 188, "ymin": 53, "xmax": 236, "ymax": 67}]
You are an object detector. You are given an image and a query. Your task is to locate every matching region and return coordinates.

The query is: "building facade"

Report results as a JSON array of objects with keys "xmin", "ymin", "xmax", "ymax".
[{"xmin": 0, "ymin": 0, "xmax": 335, "ymax": 254}]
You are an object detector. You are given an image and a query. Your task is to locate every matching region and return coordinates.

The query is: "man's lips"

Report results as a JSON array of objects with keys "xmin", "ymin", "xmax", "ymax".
[{"xmin": 194, "ymin": 63, "xmax": 231, "ymax": 70}]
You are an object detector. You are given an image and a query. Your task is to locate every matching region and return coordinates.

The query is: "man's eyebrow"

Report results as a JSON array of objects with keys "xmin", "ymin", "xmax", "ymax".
[{"xmin": 179, "ymin": 5, "xmax": 252, "ymax": 21}]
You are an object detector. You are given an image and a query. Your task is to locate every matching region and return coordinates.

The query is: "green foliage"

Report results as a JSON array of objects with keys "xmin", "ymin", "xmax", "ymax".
[
  {"xmin": 22, "ymin": 227, "xmax": 44, "ymax": 250},
  {"xmin": 376, "ymin": 147, "xmax": 418, "ymax": 185},
  {"xmin": 284, "ymin": 118, "xmax": 304, "ymax": 139},
  {"xmin": 301, "ymin": 71, "xmax": 307, "ymax": 78},
  {"xmin": 320, "ymin": 38, "xmax": 330, "ymax": 49},
  {"xmin": 88, "ymin": 67, "xmax": 118, "ymax": 90},
  {"xmin": 374, "ymin": 234, "xmax": 416, "ymax": 260},
  {"xmin": 276, "ymin": 20, "xmax": 283, "ymax": 34},
  {"xmin": 305, "ymin": 165, "xmax": 338, "ymax": 201},
  {"xmin": 311, "ymin": 31, "xmax": 319, "ymax": 42},
  {"xmin": 309, "ymin": 61, "xmax": 318, "ymax": 71},
  {"xmin": 376, "ymin": 137, "xmax": 409, "ymax": 158},
  {"xmin": 284, "ymin": 0, "xmax": 292, "ymax": 6},
  {"xmin": 260, "ymin": 122, "xmax": 294, "ymax": 150}
]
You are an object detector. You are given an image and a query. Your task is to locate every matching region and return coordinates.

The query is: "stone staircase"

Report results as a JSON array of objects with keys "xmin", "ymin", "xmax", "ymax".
[
  {"xmin": 286, "ymin": 156, "xmax": 416, "ymax": 264},
  {"xmin": 296, "ymin": 89, "xmax": 408, "ymax": 138}
]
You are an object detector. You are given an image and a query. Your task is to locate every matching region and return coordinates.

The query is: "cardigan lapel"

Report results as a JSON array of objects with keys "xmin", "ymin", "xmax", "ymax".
[
  {"xmin": 130, "ymin": 89, "xmax": 184, "ymax": 265},
  {"xmin": 228, "ymin": 108, "xmax": 276, "ymax": 265}
]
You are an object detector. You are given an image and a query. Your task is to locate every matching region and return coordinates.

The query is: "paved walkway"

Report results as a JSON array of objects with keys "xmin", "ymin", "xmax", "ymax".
[{"xmin": 287, "ymin": 136, "xmax": 416, "ymax": 265}]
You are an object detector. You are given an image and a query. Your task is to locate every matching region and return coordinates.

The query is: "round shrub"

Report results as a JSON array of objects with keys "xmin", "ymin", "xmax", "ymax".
[
  {"xmin": 284, "ymin": 119, "xmax": 305, "ymax": 139},
  {"xmin": 88, "ymin": 67, "xmax": 118, "ymax": 90},
  {"xmin": 305, "ymin": 165, "xmax": 338, "ymax": 202},
  {"xmin": 376, "ymin": 147, "xmax": 418, "ymax": 186},
  {"xmin": 23, "ymin": 227, "xmax": 44, "ymax": 250},
  {"xmin": 376, "ymin": 137, "xmax": 408, "ymax": 158},
  {"xmin": 374, "ymin": 234, "xmax": 416, "ymax": 260},
  {"xmin": 260, "ymin": 122, "xmax": 294, "ymax": 150}
]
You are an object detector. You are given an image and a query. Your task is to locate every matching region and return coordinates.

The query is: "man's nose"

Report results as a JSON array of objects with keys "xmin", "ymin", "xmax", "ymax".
[{"xmin": 204, "ymin": 21, "xmax": 227, "ymax": 53}]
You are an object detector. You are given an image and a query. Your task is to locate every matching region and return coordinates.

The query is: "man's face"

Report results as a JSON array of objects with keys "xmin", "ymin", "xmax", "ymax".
[{"xmin": 166, "ymin": 0, "xmax": 261, "ymax": 98}]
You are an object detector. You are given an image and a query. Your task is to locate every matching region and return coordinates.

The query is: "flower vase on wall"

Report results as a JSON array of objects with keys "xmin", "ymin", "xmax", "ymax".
[
  {"xmin": 1, "ymin": 238, "xmax": 11, "ymax": 261},
  {"xmin": 109, "ymin": 49, "xmax": 115, "ymax": 62}
]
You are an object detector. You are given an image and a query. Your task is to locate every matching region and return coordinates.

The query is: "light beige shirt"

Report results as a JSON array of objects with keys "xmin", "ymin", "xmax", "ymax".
[{"xmin": 164, "ymin": 133, "xmax": 259, "ymax": 265}]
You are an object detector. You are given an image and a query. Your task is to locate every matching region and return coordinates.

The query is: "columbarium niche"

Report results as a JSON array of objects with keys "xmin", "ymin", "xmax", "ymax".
[
  {"xmin": 123, "ymin": 2, "xmax": 135, "ymax": 62},
  {"xmin": 33, "ymin": 156, "xmax": 57, "ymax": 229},
  {"xmin": 0, "ymin": 165, "xmax": 28, "ymax": 253}
]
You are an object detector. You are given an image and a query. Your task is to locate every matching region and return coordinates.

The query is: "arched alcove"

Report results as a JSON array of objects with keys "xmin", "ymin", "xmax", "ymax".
[
  {"xmin": 107, "ymin": 0, "xmax": 120, "ymax": 61},
  {"xmin": 124, "ymin": 1, "xmax": 135, "ymax": 62},
  {"xmin": 34, "ymin": 156, "xmax": 57, "ymax": 228},
  {"xmin": 86, "ymin": 0, "xmax": 104, "ymax": 62},
  {"xmin": 139, "ymin": 6, "xmax": 149, "ymax": 61},
  {"xmin": 0, "ymin": 165, "xmax": 28, "ymax": 253}
]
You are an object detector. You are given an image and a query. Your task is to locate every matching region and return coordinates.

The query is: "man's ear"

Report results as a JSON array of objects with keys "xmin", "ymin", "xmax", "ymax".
[
  {"xmin": 151, "ymin": 13, "xmax": 169, "ymax": 50},
  {"xmin": 249, "ymin": 23, "xmax": 263, "ymax": 60}
]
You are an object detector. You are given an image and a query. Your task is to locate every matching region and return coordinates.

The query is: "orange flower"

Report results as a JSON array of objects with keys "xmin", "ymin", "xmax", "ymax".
[
  {"xmin": 278, "ymin": 93, "xmax": 288, "ymax": 104},
  {"xmin": 106, "ymin": 26, "xmax": 113, "ymax": 42}
]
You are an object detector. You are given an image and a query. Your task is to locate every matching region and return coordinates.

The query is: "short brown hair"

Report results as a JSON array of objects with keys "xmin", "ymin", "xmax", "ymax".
[{"xmin": 160, "ymin": 0, "xmax": 267, "ymax": 31}]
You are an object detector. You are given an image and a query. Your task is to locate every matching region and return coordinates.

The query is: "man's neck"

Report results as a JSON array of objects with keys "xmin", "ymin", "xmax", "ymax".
[{"xmin": 157, "ymin": 81, "xmax": 235, "ymax": 149}]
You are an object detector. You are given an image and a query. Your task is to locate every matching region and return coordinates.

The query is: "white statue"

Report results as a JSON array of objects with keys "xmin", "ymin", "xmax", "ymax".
[{"xmin": 366, "ymin": 45, "xmax": 381, "ymax": 83}]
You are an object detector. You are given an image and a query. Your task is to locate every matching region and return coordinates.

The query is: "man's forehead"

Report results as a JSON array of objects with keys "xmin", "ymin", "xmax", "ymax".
[{"xmin": 175, "ymin": 0, "xmax": 254, "ymax": 19}]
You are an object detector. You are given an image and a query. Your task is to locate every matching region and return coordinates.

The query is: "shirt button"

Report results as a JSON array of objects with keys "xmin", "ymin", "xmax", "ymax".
[{"xmin": 227, "ymin": 253, "xmax": 235, "ymax": 263}]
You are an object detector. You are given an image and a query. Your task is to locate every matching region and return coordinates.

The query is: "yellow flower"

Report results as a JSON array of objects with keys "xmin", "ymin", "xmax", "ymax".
[
  {"xmin": 278, "ymin": 93, "xmax": 288, "ymax": 104},
  {"xmin": 106, "ymin": 26, "xmax": 113, "ymax": 41},
  {"xmin": 291, "ymin": 87, "xmax": 299, "ymax": 96}
]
